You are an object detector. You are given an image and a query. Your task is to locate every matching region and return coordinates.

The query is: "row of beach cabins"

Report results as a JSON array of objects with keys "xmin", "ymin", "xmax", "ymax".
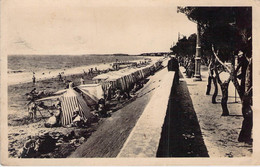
[
  {"xmin": 36, "ymin": 58, "xmax": 165, "ymax": 126},
  {"xmin": 93, "ymin": 59, "xmax": 163, "ymax": 96}
]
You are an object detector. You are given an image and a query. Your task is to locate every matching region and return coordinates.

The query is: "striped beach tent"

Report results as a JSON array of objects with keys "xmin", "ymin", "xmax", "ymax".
[{"xmin": 60, "ymin": 88, "xmax": 92, "ymax": 126}]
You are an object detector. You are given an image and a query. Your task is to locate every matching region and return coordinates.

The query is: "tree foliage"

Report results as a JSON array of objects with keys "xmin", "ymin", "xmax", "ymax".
[
  {"xmin": 178, "ymin": 7, "xmax": 252, "ymax": 61},
  {"xmin": 170, "ymin": 33, "xmax": 196, "ymax": 58},
  {"xmin": 178, "ymin": 7, "xmax": 253, "ymax": 142}
]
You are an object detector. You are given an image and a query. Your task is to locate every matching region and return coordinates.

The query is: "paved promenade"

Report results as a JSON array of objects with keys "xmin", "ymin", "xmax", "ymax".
[
  {"xmin": 117, "ymin": 71, "xmax": 175, "ymax": 157},
  {"xmin": 180, "ymin": 66, "xmax": 252, "ymax": 157}
]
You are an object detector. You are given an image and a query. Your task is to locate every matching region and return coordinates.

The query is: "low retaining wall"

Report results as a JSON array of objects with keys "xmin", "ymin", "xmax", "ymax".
[{"xmin": 117, "ymin": 71, "xmax": 175, "ymax": 157}]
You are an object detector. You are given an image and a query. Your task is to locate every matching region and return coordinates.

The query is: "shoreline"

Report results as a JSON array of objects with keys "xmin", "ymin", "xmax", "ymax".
[
  {"xmin": 7, "ymin": 58, "xmax": 166, "ymax": 158},
  {"xmin": 8, "ymin": 57, "xmax": 161, "ymax": 86}
]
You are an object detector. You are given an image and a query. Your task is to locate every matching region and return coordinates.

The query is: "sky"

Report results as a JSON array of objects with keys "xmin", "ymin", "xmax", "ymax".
[{"xmin": 5, "ymin": 0, "xmax": 197, "ymax": 55}]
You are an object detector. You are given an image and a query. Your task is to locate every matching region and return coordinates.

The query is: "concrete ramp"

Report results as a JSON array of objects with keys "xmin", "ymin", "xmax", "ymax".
[{"xmin": 117, "ymin": 71, "xmax": 175, "ymax": 157}]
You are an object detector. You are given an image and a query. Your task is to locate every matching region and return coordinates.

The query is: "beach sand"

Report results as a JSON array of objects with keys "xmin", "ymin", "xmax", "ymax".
[
  {"xmin": 7, "ymin": 57, "xmax": 162, "ymax": 158},
  {"xmin": 8, "ymin": 69, "xmax": 101, "ymax": 158}
]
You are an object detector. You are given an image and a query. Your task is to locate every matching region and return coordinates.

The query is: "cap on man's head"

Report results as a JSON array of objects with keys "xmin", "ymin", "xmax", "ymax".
[{"xmin": 238, "ymin": 51, "xmax": 243, "ymax": 56}]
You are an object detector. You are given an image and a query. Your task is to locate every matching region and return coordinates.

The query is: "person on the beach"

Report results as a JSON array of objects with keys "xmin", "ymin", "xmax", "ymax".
[
  {"xmin": 36, "ymin": 88, "xmax": 47, "ymax": 98},
  {"xmin": 32, "ymin": 74, "xmax": 36, "ymax": 84},
  {"xmin": 167, "ymin": 54, "xmax": 179, "ymax": 84},
  {"xmin": 27, "ymin": 100, "xmax": 37, "ymax": 121},
  {"xmin": 97, "ymin": 98, "xmax": 107, "ymax": 117},
  {"xmin": 19, "ymin": 136, "xmax": 36, "ymax": 158},
  {"xmin": 83, "ymin": 70, "xmax": 87, "ymax": 75},
  {"xmin": 105, "ymin": 83, "xmax": 112, "ymax": 101},
  {"xmin": 44, "ymin": 112, "xmax": 57, "ymax": 128},
  {"xmin": 54, "ymin": 108, "xmax": 62, "ymax": 125},
  {"xmin": 30, "ymin": 88, "xmax": 38, "ymax": 96},
  {"xmin": 55, "ymin": 98, "xmax": 61, "ymax": 109},
  {"xmin": 71, "ymin": 107, "xmax": 87, "ymax": 127},
  {"xmin": 58, "ymin": 73, "xmax": 62, "ymax": 81},
  {"xmin": 45, "ymin": 108, "xmax": 62, "ymax": 128},
  {"xmin": 114, "ymin": 89, "xmax": 122, "ymax": 102},
  {"xmin": 54, "ymin": 98, "xmax": 62, "ymax": 125},
  {"xmin": 80, "ymin": 77, "xmax": 85, "ymax": 85},
  {"xmin": 63, "ymin": 76, "xmax": 67, "ymax": 83}
]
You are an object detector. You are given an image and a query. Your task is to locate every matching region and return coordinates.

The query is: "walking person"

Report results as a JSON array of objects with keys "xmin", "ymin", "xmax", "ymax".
[{"xmin": 32, "ymin": 73, "xmax": 36, "ymax": 84}]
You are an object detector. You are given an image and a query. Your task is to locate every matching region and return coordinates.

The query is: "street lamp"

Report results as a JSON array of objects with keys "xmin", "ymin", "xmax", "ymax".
[{"xmin": 194, "ymin": 23, "xmax": 202, "ymax": 81}]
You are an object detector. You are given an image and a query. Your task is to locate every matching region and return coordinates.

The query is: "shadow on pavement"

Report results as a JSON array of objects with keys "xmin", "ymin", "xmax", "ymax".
[{"xmin": 156, "ymin": 73, "xmax": 209, "ymax": 157}]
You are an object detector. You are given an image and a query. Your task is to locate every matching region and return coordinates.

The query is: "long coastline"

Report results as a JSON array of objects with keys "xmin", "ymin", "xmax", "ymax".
[{"xmin": 8, "ymin": 57, "xmax": 161, "ymax": 86}]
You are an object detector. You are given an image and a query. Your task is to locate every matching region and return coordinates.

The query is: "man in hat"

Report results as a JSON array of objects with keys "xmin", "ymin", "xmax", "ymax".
[{"xmin": 167, "ymin": 54, "xmax": 179, "ymax": 84}]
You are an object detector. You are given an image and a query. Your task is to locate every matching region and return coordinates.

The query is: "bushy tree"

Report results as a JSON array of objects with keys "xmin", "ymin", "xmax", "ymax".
[
  {"xmin": 170, "ymin": 33, "xmax": 196, "ymax": 58},
  {"xmin": 179, "ymin": 7, "xmax": 252, "ymax": 143}
]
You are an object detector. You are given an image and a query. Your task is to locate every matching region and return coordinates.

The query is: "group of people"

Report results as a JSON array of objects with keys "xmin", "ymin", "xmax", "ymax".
[
  {"xmin": 19, "ymin": 132, "xmax": 57, "ymax": 158},
  {"xmin": 178, "ymin": 56, "xmax": 196, "ymax": 78},
  {"xmin": 26, "ymin": 88, "xmax": 48, "ymax": 121},
  {"xmin": 19, "ymin": 135, "xmax": 41, "ymax": 158},
  {"xmin": 83, "ymin": 67, "xmax": 99, "ymax": 76},
  {"xmin": 63, "ymin": 107, "xmax": 89, "ymax": 128},
  {"xmin": 44, "ymin": 99, "xmax": 62, "ymax": 128}
]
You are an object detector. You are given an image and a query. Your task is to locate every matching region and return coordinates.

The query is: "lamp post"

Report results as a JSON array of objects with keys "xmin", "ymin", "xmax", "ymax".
[{"xmin": 194, "ymin": 22, "xmax": 202, "ymax": 81}]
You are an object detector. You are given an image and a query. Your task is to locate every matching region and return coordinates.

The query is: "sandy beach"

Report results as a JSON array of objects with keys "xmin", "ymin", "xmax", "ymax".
[
  {"xmin": 8, "ymin": 57, "xmax": 161, "ymax": 86},
  {"xmin": 7, "ymin": 56, "xmax": 164, "ymax": 158}
]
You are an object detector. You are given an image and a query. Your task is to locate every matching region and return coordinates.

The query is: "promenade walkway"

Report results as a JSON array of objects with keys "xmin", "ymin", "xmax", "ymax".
[{"xmin": 180, "ymin": 66, "xmax": 252, "ymax": 157}]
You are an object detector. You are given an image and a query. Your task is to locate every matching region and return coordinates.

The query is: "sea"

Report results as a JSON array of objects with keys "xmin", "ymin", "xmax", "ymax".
[
  {"xmin": 8, "ymin": 54, "xmax": 144, "ymax": 74},
  {"xmin": 7, "ymin": 54, "xmax": 146, "ymax": 85}
]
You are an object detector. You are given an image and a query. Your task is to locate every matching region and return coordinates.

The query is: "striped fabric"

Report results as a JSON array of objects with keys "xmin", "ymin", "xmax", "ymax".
[
  {"xmin": 60, "ymin": 88, "xmax": 92, "ymax": 126},
  {"xmin": 94, "ymin": 60, "xmax": 161, "ymax": 93}
]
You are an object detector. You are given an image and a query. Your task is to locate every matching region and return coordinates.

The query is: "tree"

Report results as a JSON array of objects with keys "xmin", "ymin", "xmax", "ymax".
[
  {"xmin": 179, "ymin": 7, "xmax": 252, "ymax": 143},
  {"xmin": 170, "ymin": 33, "xmax": 196, "ymax": 58}
]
